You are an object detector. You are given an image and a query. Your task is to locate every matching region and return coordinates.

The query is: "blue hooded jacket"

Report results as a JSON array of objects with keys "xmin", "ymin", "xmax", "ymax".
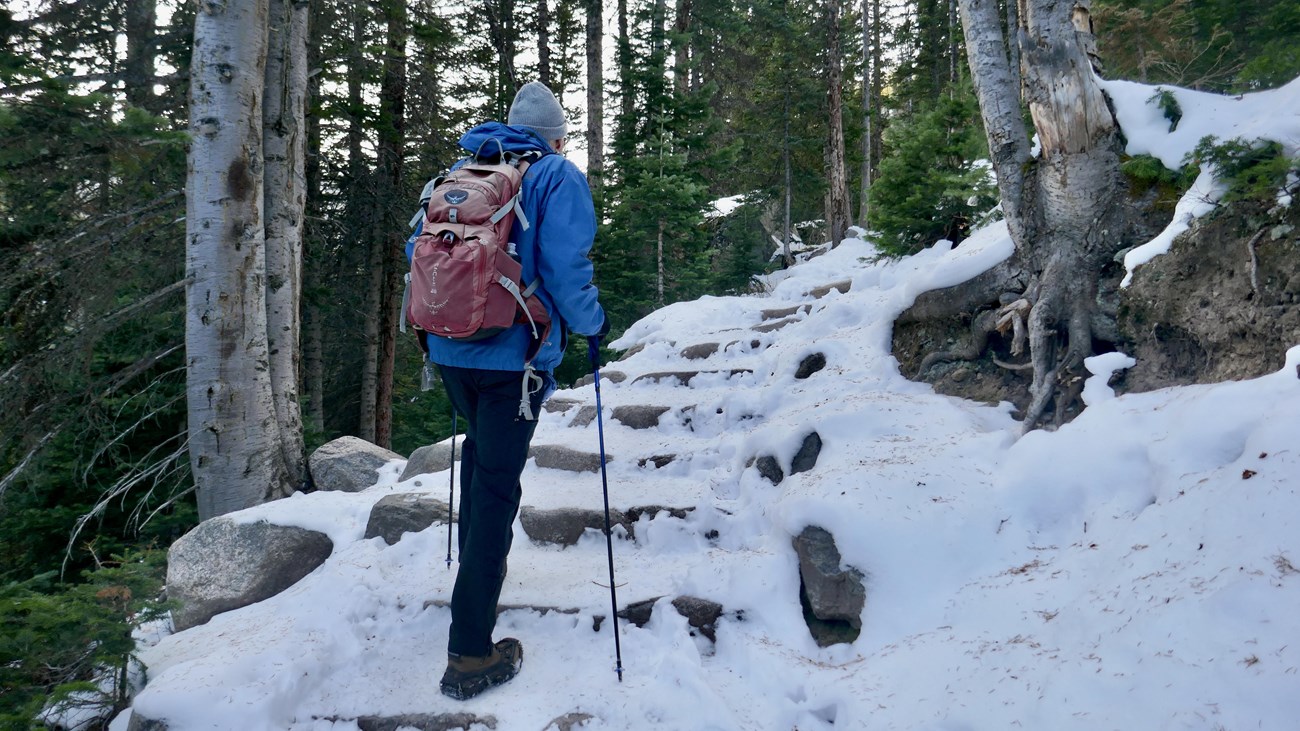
[{"xmin": 407, "ymin": 122, "xmax": 605, "ymax": 374}]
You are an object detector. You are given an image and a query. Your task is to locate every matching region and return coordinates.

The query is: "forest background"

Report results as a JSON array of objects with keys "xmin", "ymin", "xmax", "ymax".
[{"xmin": 1, "ymin": 0, "xmax": 1297, "ymax": 726}]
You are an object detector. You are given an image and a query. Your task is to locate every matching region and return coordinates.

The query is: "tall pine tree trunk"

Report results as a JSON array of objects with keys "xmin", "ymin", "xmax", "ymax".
[
  {"xmin": 858, "ymin": 0, "xmax": 872, "ymax": 226},
  {"xmin": 618, "ymin": 0, "xmax": 633, "ymax": 124},
  {"xmin": 373, "ymin": 0, "xmax": 407, "ymax": 450},
  {"xmin": 124, "ymin": 0, "xmax": 157, "ymax": 110},
  {"xmin": 303, "ymin": 0, "xmax": 325, "ymax": 437},
  {"xmin": 353, "ymin": 2, "xmax": 379, "ymax": 443},
  {"xmin": 585, "ymin": 0, "xmax": 605, "ymax": 206},
  {"xmin": 824, "ymin": 0, "xmax": 851, "ymax": 247},
  {"xmin": 263, "ymin": 0, "xmax": 308, "ymax": 490},
  {"xmin": 539, "ymin": 0, "xmax": 552, "ymax": 87},
  {"xmin": 673, "ymin": 0, "xmax": 692, "ymax": 93},
  {"xmin": 186, "ymin": 0, "xmax": 289, "ymax": 520}
]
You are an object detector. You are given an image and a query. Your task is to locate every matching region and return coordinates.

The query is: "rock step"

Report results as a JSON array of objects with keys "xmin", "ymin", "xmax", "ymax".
[
  {"xmin": 805, "ymin": 279, "xmax": 851, "ymax": 299},
  {"xmin": 760, "ymin": 304, "xmax": 812, "ymax": 321},
  {"xmin": 631, "ymin": 369, "xmax": 753, "ymax": 386},
  {"xmin": 519, "ymin": 467, "xmax": 712, "ymax": 514},
  {"xmin": 566, "ymin": 403, "xmax": 674, "ymax": 430},
  {"xmin": 460, "ymin": 529, "xmax": 753, "ymax": 615},
  {"xmin": 573, "ymin": 370, "xmax": 627, "ymax": 388},
  {"xmin": 519, "ymin": 505, "xmax": 698, "ymax": 546},
  {"xmin": 423, "ymin": 594, "xmax": 733, "ymax": 644}
]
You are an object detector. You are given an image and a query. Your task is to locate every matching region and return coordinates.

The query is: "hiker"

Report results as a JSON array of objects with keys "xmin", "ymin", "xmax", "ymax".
[{"xmin": 417, "ymin": 81, "xmax": 609, "ymax": 700}]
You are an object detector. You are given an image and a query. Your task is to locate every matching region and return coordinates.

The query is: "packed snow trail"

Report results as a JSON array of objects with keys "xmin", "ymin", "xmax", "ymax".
[{"xmin": 122, "ymin": 225, "xmax": 1300, "ymax": 730}]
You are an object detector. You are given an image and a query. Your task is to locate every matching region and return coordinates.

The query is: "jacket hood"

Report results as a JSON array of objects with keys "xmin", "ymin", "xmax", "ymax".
[{"xmin": 458, "ymin": 122, "xmax": 553, "ymax": 157}]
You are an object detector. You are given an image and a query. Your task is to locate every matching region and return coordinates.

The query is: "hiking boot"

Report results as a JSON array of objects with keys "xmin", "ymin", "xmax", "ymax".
[{"xmin": 440, "ymin": 638, "xmax": 523, "ymax": 700}]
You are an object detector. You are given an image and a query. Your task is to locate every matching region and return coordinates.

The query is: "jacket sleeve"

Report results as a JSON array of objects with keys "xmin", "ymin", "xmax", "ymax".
[{"xmin": 534, "ymin": 160, "xmax": 606, "ymax": 337}]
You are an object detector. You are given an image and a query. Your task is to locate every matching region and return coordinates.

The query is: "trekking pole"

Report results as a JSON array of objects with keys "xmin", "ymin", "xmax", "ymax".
[
  {"xmin": 588, "ymin": 337, "xmax": 624, "ymax": 682},
  {"xmin": 447, "ymin": 407, "xmax": 457, "ymax": 569}
]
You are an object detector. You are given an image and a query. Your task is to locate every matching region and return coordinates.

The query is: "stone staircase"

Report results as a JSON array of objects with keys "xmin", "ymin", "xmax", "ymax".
[{"xmin": 144, "ymin": 280, "xmax": 862, "ymax": 731}]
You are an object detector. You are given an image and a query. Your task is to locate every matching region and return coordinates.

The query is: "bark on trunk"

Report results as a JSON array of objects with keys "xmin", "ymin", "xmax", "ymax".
[
  {"xmin": 304, "ymin": 305, "xmax": 324, "ymax": 435},
  {"xmin": 585, "ymin": 0, "xmax": 604, "ymax": 205},
  {"xmin": 673, "ymin": 0, "xmax": 692, "ymax": 94},
  {"xmin": 539, "ymin": 0, "xmax": 552, "ymax": 87},
  {"xmin": 955, "ymin": 0, "xmax": 1129, "ymax": 430},
  {"xmin": 824, "ymin": 0, "xmax": 851, "ymax": 246},
  {"xmin": 263, "ymin": 0, "xmax": 308, "ymax": 491},
  {"xmin": 783, "ymin": 91, "xmax": 793, "ymax": 267},
  {"xmin": 957, "ymin": 0, "xmax": 1033, "ymax": 243},
  {"xmin": 858, "ymin": 0, "xmax": 872, "ymax": 226},
  {"xmin": 303, "ymin": 0, "xmax": 325, "ymax": 437},
  {"xmin": 373, "ymin": 1, "xmax": 407, "ymax": 450},
  {"xmin": 124, "ymin": 0, "xmax": 157, "ymax": 110},
  {"xmin": 186, "ymin": 0, "xmax": 288, "ymax": 521},
  {"xmin": 656, "ymin": 219, "xmax": 665, "ymax": 307},
  {"xmin": 618, "ymin": 0, "xmax": 633, "ymax": 124}
]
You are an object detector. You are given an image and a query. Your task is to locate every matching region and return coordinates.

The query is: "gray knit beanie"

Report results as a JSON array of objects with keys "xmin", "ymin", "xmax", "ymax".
[{"xmin": 508, "ymin": 81, "xmax": 568, "ymax": 142}]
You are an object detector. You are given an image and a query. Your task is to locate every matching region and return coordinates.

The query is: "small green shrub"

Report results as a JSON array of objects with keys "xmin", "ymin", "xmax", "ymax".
[
  {"xmin": 1186, "ymin": 136, "xmax": 1298, "ymax": 203},
  {"xmin": 1148, "ymin": 88, "xmax": 1182, "ymax": 132},
  {"xmin": 0, "ymin": 550, "xmax": 171, "ymax": 729},
  {"xmin": 1120, "ymin": 154, "xmax": 1197, "ymax": 212}
]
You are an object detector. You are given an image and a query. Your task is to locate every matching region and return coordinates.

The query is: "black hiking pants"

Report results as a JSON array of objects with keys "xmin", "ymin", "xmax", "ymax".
[{"xmin": 437, "ymin": 364, "xmax": 549, "ymax": 658}]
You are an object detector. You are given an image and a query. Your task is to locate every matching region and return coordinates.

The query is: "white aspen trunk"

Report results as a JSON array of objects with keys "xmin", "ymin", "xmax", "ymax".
[
  {"xmin": 824, "ymin": 0, "xmax": 851, "ymax": 246},
  {"xmin": 958, "ymin": 0, "xmax": 1128, "ymax": 430},
  {"xmin": 263, "ymin": 0, "xmax": 308, "ymax": 492},
  {"xmin": 957, "ymin": 0, "xmax": 1033, "ymax": 243},
  {"xmin": 186, "ymin": 0, "xmax": 286, "ymax": 521},
  {"xmin": 585, "ymin": 0, "xmax": 604, "ymax": 202},
  {"xmin": 1006, "ymin": 0, "xmax": 1021, "ymax": 97}
]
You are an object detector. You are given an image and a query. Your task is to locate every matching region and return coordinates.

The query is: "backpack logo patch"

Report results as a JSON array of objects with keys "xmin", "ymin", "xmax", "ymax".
[{"xmin": 443, "ymin": 189, "xmax": 470, "ymax": 204}]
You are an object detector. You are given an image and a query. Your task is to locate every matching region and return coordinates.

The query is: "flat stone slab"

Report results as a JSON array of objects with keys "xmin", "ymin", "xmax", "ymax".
[
  {"xmin": 679, "ymin": 342, "xmax": 720, "ymax": 360},
  {"xmin": 543, "ymin": 397, "xmax": 582, "ymax": 414},
  {"xmin": 753, "ymin": 317, "xmax": 797, "ymax": 333},
  {"xmin": 624, "ymin": 505, "xmax": 694, "ymax": 522},
  {"xmin": 569, "ymin": 405, "xmax": 597, "ymax": 427},
  {"xmin": 530, "ymin": 444, "xmax": 609, "ymax": 472},
  {"xmin": 364, "ymin": 493, "xmax": 451, "ymax": 545},
  {"xmin": 424, "ymin": 599, "xmax": 582, "ymax": 619},
  {"xmin": 618, "ymin": 595, "xmax": 727, "ymax": 641},
  {"xmin": 612, "ymin": 404, "xmax": 671, "ymax": 429},
  {"xmin": 760, "ymin": 304, "xmax": 811, "ymax": 321},
  {"xmin": 805, "ymin": 280, "xmax": 851, "ymax": 299},
  {"xmin": 637, "ymin": 454, "xmax": 677, "ymax": 469},
  {"xmin": 573, "ymin": 370, "xmax": 627, "ymax": 388},
  {"xmin": 520, "ymin": 506, "xmax": 629, "ymax": 546},
  {"xmin": 354, "ymin": 714, "xmax": 497, "ymax": 731},
  {"xmin": 631, "ymin": 369, "xmax": 753, "ymax": 386}
]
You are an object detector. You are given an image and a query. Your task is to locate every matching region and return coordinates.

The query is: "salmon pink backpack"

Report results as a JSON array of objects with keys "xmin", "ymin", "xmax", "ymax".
[{"xmin": 404, "ymin": 139, "xmax": 552, "ymax": 363}]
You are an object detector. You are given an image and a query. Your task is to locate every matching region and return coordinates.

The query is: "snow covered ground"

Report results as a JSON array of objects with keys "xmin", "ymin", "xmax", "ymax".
[{"xmin": 115, "ymin": 80, "xmax": 1300, "ymax": 730}]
